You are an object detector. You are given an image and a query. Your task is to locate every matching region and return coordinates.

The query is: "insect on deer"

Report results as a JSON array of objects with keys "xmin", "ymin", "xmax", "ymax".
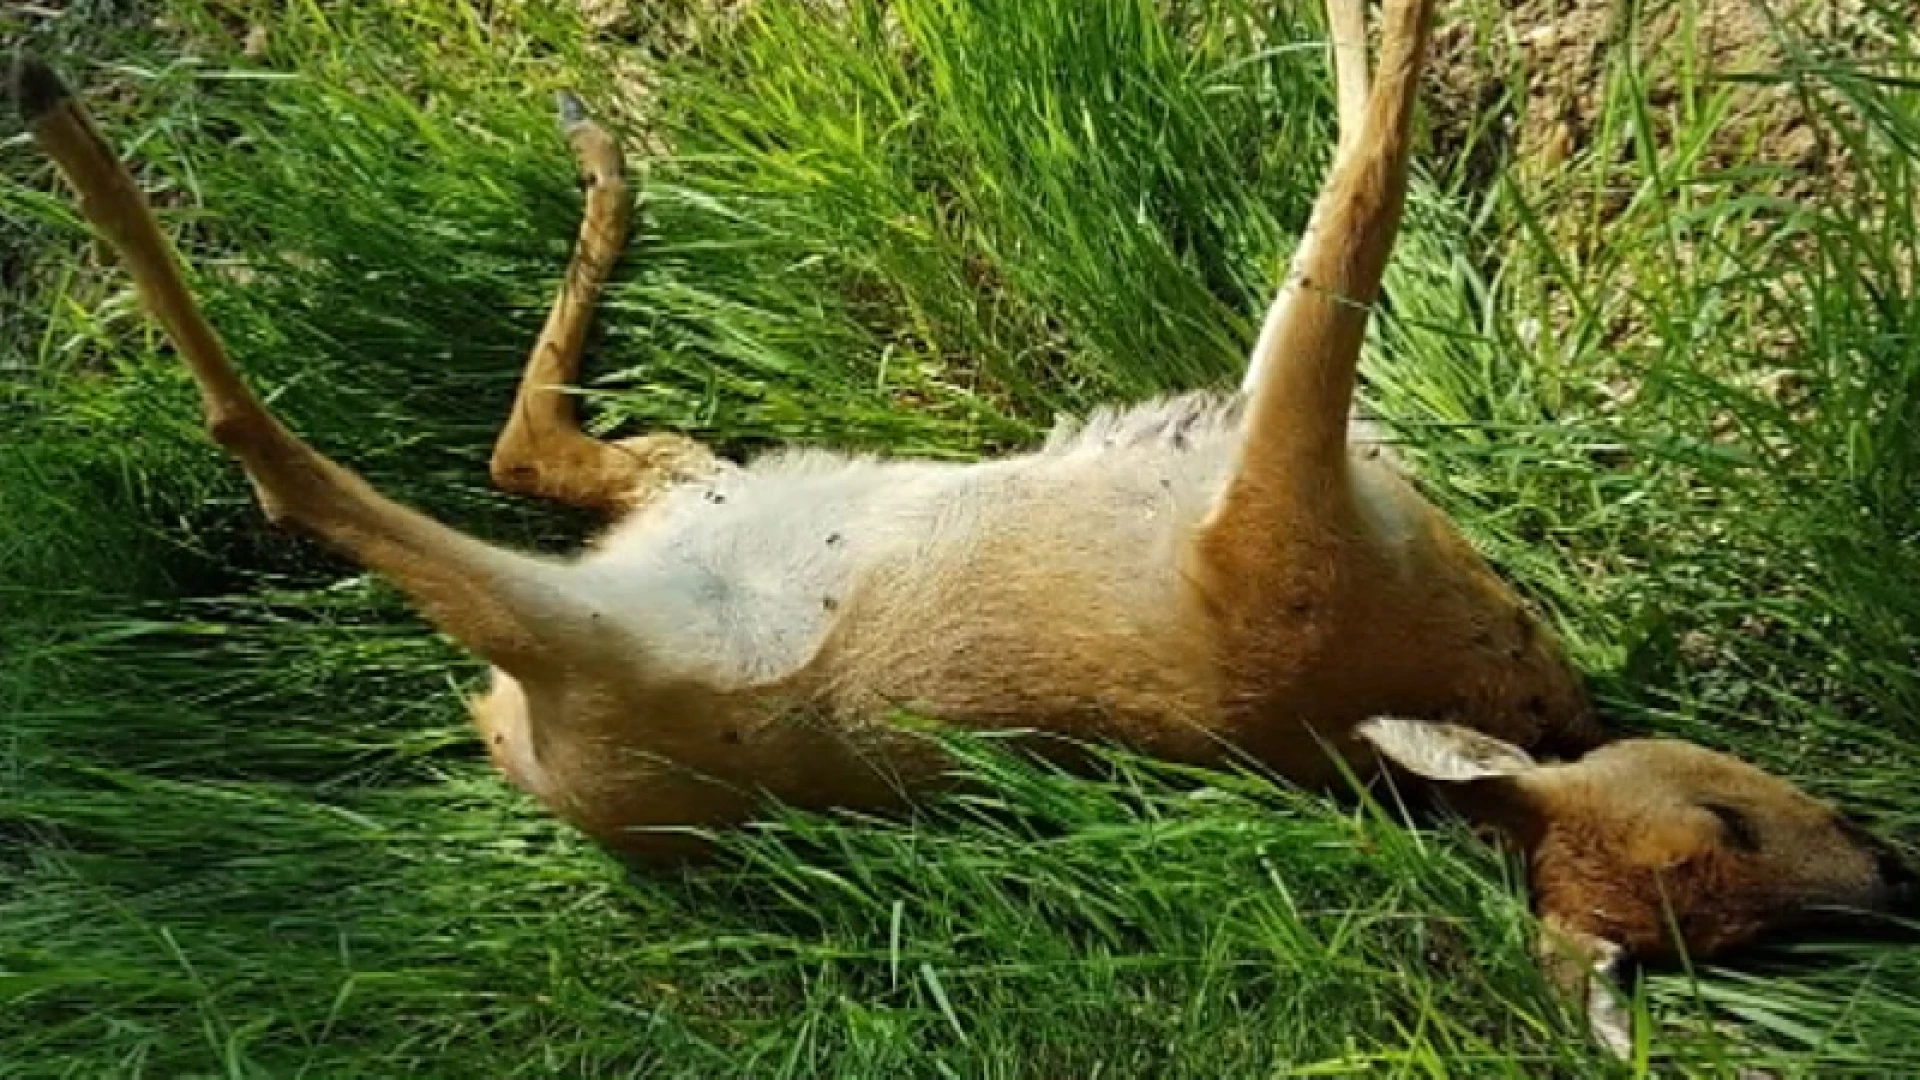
[{"xmin": 13, "ymin": 0, "xmax": 1914, "ymax": 1055}]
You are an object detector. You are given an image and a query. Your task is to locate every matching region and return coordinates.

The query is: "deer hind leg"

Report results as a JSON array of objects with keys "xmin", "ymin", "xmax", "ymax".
[
  {"xmin": 14, "ymin": 57, "xmax": 598, "ymax": 676},
  {"xmin": 490, "ymin": 93, "xmax": 719, "ymax": 517}
]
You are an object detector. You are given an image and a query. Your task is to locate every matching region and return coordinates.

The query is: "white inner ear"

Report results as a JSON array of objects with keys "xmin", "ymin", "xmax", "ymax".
[
  {"xmin": 1356, "ymin": 716, "xmax": 1539, "ymax": 783},
  {"xmin": 1537, "ymin": 917, "xmax": 1635, "ymax": 1060},
  {"xmin": 1584, "ymin": 944, "xmax": 1635, "ymax": 1060}
]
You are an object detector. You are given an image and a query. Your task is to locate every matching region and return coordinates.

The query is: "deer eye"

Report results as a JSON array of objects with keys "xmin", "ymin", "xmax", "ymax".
[{"xmin": 1701, "ymin": 801, "xmax": 1762, "ymax": 852}]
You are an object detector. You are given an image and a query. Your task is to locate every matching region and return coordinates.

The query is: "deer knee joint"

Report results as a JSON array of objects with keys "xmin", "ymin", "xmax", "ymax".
[
  {"xmin": 205, "ymin": 406, "xmax": 272, "ymax": 455},
  {"xmin": 206, "ymin": 412, "xmax": 246, "ymax": 450},
  {"xmin": 489, "ymin": 445, "xmax": 543, "ymax": 496},
  {"xmin": 588, "ymin": 171, "xmax": 627, "ymax": 200}
]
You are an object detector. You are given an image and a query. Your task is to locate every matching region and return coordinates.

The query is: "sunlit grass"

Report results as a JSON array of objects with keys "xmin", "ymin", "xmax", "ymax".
[{"xmin": 3, "ymin": 0, "xmax": 1916, "ymax": 1074}]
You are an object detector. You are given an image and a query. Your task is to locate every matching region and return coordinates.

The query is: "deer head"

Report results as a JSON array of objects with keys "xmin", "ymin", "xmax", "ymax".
[{"xmin": 1358, "ymin": 717, "xmax": 1917, "ymax": 1054}]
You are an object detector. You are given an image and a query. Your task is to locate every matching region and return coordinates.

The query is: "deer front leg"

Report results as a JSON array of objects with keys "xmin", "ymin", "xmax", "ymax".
[
  {"xmin": 1209, "ymin": 0, "xmax": 1432, "ymax": 539},
  {"xmin": 13, "ymin": 56, "xmax": 596, "ymax": 675},
  {"xmin": 489, "ymin": 93, "xmax": 719, "ymax": 517},
  {"xmin": 1240, "ymin": 0, "xmax": 1371, "ymax": 395}
]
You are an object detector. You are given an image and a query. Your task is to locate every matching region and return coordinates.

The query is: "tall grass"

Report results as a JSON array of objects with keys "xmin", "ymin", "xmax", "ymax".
[{"xmin": 2, "ymin": 0, "xmax": 1916, "ymax": 1074}]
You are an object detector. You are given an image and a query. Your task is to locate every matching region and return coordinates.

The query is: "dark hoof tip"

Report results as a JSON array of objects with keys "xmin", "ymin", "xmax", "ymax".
[
  {"xmin": 10, "ymin": 50, "xmax": 71, "ymax": 122},
  {"xmin": 555, "ymin": 90, "xmax": 586, "ymax": 130}
]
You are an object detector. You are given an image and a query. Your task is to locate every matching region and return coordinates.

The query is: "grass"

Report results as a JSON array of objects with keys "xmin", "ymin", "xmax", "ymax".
[{"xmin": 2, "ymin": 0, "xmax": 1917, "ymax": 1074}]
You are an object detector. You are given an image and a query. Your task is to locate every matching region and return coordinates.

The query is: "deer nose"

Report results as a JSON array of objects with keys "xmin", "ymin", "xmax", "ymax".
[
  {"xmin": 1871, "ymin": 841, "xmax": 1919, "ymax": 914},
  {"xmin": 1836, "ymin": 815, "xmax": 1917, "ymax": 914},
  {"xmin": 1888, "ymin": 860, "xmax": 1919, "ymax": 915}
]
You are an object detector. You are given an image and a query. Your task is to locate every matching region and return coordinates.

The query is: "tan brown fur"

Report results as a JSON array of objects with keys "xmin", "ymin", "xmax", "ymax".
[
  {"xmin": 1360, "ymin": 717, "xmax": 1914, "ymax": 1053},
  {"xmin": 1514, "ymin": 739, "xmax": 1904, "ymax": 959},
  {"xmin": 12, "ymin": 0, "xmax": 1912, "ymax": 1054},
  {"xmin": 488, "ymin": 95, "xmax": 658, "ymax": 517}
]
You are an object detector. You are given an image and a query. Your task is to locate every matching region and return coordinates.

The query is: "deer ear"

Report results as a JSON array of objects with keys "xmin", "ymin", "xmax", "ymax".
[
  {"xmin": 1356, "ymin": 717, "xmax": 1540, "ymax": 783},
  {"xmin": 1538, "ymin": 915, "xmax": 1637, "ymax": 1060}
]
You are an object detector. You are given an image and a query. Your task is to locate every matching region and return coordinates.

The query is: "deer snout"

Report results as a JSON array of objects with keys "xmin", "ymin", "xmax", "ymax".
[
  {"xmin": 1875, "ymin": 840, "xmax": 1920, "ymax": 916},
  {"xmin": 1836, "ymin": 814, "xmax": 1919, "ymax": 917}
]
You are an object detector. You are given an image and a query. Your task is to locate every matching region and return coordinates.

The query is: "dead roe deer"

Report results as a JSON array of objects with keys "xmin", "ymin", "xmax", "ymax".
[{"xmin": 12, "ymin": 0, "xmax": 1913, "ymax": 1055}]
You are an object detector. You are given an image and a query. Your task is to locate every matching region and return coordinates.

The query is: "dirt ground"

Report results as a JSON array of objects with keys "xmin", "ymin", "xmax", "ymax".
[
  {"xmin": 1425, "ymin": 0, "xmax": 1905, "ymax": 202},
  {"xmin": 571, "ymin": 0, "xmax": 1908, "ymax": 214}
]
